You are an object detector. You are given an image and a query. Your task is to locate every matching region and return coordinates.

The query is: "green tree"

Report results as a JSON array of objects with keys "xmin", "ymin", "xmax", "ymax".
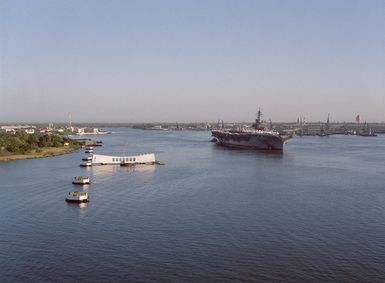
[{"xmin": 27, "ymin": 134, "xmax": 40, "ymax": 146}]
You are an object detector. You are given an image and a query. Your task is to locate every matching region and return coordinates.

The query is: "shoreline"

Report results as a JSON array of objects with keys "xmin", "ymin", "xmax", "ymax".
[{"xmin": 0, "ymin": 146, "xmax": 80, "ymax": 162}]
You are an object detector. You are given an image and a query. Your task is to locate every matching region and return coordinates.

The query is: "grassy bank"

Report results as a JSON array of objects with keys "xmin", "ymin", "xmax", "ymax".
[{"xmin": 0, "ymin": 146, "xmax": 80, "ymax": 162}]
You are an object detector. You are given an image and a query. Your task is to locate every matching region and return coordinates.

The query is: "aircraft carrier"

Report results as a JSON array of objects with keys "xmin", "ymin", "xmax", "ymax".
[{"xmin": 211, "ymin": 110, "xmax": 292, "ymax": 151}]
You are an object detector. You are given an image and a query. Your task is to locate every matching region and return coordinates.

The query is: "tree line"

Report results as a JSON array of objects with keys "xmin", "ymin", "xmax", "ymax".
[{"xmin": 0, "ymin": 132, "xmax": 83, "ymax": 155}]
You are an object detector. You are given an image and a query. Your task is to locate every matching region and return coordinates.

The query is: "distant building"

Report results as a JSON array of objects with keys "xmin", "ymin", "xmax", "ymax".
[
  {"xmin": 1, "ymin": 125, "xmax": 36, "ymax": 134},
  {"xmin": 2, "ymin": 128, "xmax": 16, "ymax": 134},
  {"xmin": 25, "ymin": 128, "xmax": 35, "ymax": 134}
]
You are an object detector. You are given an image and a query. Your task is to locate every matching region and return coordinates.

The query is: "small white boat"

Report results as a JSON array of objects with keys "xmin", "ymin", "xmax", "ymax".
[
  {"xmin": 80, "ymin": 162, "xmax": 92, "ymax": 167},
  {"xmin": 82, "ymin": 156, "xmax": 93, "ymax": 161},
  {"xmin": 85, "ymin": 149, "xmax": 94, "ymax": 154},
  {"xmin": 85, "ymin": 146, "xmax": 94, "ymax": 150},
  {"xmin": 72, "ymin": 176, "xmax": 90, "ymax": 185},
  {"xmin": 65, "ymin": 191, "xmax": 89, "ymax": 203}
]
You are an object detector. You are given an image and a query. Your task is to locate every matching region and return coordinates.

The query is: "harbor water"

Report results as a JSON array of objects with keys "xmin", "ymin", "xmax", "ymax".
[{"xmin": 1, "ymin": 129, "xmax": 385, "ymax": 282}]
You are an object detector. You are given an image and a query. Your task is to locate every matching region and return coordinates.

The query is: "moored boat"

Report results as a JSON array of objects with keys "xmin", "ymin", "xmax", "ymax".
[
  {"xmin": 358, "ymin": 123, "xmax": 377, "ymax": 137},
  {"xmin": 80, "ymin": 161, "xmax": 92, "ymax": 167},
  {"xmin": 65, "ymin": 191, "xmax": 89, "ymax": 203},
  {"xmin": 85, "ymin": 141, "xmax": 103, "ymax": 147},
  {"xmin": 72, "ymin": 176, "xmax": 90, "ymax": 185},
  {"xmin": 82, "ymin": 156, "xmax": 93, "ymax": 161}
]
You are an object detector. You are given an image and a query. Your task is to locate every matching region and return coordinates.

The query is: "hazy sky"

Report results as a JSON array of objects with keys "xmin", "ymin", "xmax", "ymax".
[{"xmin": 1, "ymin": 0, "xmax": 384, "ymax": 123}]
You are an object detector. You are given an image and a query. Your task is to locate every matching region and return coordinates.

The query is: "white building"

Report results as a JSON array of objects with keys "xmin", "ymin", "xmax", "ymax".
[
  {"xmin": 3, "ymin": 128, "xmax": 16, "ymax": 134},
  {"xmin": 25, "ymin": 128, "xmax": 35, "ymax": 134},
  {"xmin": 1, "ymin": 125, "xmax": 36, "ymax": 134},
  {"xmin": 91, "ymin": 153, "xmax": 156, "ymax": 165}
]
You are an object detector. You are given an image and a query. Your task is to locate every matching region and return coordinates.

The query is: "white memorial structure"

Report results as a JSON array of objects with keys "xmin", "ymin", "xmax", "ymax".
[{"xmin": 91, "ymin": 153, "xmax": 156, "ymax": 165}]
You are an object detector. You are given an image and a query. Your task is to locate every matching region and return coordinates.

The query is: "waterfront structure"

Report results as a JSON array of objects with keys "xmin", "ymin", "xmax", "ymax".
[
  {"xmin": 150, "ymin": 125, "xmax": 163, "ymax": 130},
  {"xmin": 211, "ymin": 110, "xmax": 292, "ymax": 150},
  {"xmin": 91, "ymin": 153, "xmax": 156, "ymax": 165},
  {"xmin": 75, "ymin": 127, "xmax": 111, "ymax": 135}
]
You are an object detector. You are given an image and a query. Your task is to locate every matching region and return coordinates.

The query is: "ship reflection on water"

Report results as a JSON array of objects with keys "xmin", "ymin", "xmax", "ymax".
[
  {"xmin": 78, "ymin": 202, "xmax": 88, "ymax": 209},
  {"xmin": 65, "ymin": 201, "xmax": 88, "ymax": 219},
  {"xmin": 88, "ymin": 164, "xmax": 121, "ymax": 176},
  {"xmin": 65, "ymin": 202, "xmax": 88, "ymax": 209},
  {"xmin": 131, "ymin": 164, "xmax": 156, "ymax": 174},
  {"xmin": 87, "ymin": 164, "xmax": 156, "ymax": 176}
]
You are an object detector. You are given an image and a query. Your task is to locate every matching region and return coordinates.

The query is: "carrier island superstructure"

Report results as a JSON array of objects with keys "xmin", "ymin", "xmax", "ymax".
[{"xmin": 211, "ymin": 110, "xmax": 292, "ymax": 151}]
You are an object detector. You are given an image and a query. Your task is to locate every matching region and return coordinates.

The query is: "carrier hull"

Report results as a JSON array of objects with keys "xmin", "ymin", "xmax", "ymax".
[{"xmin": 212, "ymin": 130, "xmax": 290, "ymax": 151}]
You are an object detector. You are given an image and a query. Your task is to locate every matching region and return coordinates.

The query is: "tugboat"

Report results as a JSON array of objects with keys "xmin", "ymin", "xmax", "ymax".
[
  {"xmin": 72, "ymin": 176, "xmax": 91, "ymax": 185},
  {"xmin": 82, "ymin": 156, "xmax": 93, "ymax": 162},
  {"xmin": 65, "ymin": 191, "xmax": 89, "ymax": 203},
  {"xmin": 317, "ymin": 114, "xmax": 331, "ymax": 137},
  {"xmin": 211, "ymin": 109, "xmax": 292, "ymax": 151},
  {"xmin": 358, "ymin": 122, "xmax": 377, "ymax": 137},
  {"xmin": 80, "ymin": 161, "xmax": 92, "ymax": 167}
]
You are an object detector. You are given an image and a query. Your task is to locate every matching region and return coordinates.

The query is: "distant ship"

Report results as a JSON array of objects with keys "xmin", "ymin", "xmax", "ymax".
[
  {"xmin": 317, "ymin": 113, "xmax": 330, "ymax": 137},
  {"xmin": 211, "ymin": 110, "xmax": 292, "ymax": 151},
  {"xmin": 358, "ymin": 122, "xmax": 377, "ymax": 137}
]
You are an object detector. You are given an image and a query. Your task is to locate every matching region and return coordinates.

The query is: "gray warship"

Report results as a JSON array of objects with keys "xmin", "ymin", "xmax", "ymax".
[{"xmin": 211, "ymin": 110, "xmax": 292, "ymax": 151}]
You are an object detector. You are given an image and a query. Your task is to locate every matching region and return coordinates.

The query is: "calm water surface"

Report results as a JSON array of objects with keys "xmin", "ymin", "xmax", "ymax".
[{"xmin": 1, "ymin": 129, "xmax": 385, "ymax": 282}]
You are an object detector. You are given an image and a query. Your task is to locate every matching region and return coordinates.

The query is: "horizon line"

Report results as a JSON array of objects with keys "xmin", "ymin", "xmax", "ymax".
[{"xmin": 1, "ymin": 120, "xmax": 385, "ymax": 125}]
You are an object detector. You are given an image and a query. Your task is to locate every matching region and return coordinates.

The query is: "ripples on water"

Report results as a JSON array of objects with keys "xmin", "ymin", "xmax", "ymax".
[{"xmin": 1, "ymin": 130, "xmax": 385, "ymax": 282}]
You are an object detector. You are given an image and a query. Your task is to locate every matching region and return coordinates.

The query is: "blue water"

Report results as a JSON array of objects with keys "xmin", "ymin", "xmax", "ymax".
[{"xmin": 1, "ymin": 129, "xmax": 385, "ymax": 282}]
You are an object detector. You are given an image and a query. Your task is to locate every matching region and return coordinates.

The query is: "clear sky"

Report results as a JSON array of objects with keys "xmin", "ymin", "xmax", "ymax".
[{"xmin": 1, "ymin": 0, "xmax": 384, "ymax": 123}]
